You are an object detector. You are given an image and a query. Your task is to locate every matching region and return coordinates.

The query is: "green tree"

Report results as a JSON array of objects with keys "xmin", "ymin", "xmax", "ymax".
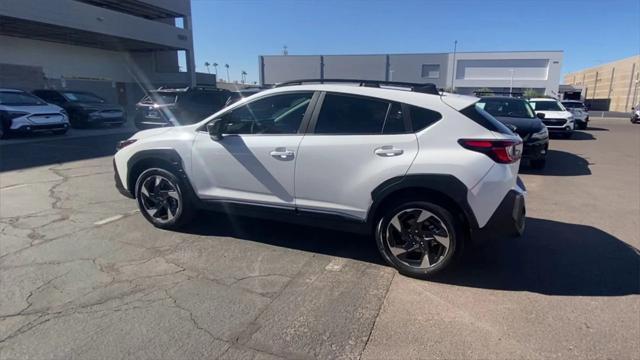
[
  {"xmin": 523, "ymin": 88, "xmax": 541, "ymax": 98},
  {"xmin": 475, "ymin": 87, "xmax": 494, "ymax": 96}
]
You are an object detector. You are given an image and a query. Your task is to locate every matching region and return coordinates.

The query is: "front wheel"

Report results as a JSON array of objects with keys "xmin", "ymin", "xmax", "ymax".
[
  {"xmin": 375, "ymin": 201, "xmax": 461, "ymax": 279},
  {"xmin": 135, "ymin": 168, "xmax": 195, "ymax": 229}
]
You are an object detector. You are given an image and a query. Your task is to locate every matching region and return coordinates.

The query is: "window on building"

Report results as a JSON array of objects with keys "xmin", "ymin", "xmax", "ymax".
[{"xmin": 421, "ymin": 64, "xmax": 441, "ymax": 79}]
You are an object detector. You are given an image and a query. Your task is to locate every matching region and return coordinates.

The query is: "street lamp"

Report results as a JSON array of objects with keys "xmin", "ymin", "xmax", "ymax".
[
  {"xmin": 204, "ymin": 62, "xmax": 211, "ymax": 74},
  {"xmin": 224, "ymin": 64, "xmax": 230, "ymax": 82},
  {"xmin": 212, "ymin": 63, "xmax": 218, "ymax": 76},
  {"xmin": 509, "ymin": 69, "xmax": 514, "ymax": 96}
]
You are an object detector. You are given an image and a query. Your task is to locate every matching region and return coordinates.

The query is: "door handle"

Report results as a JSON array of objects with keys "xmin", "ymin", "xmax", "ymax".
[
  {"xmin": 374, "ymin": 145, "xmax": 404, "ymax": 157},
  {"xmin": 270, "ymin": 147, "xmax": 295, "ymax": 160}
]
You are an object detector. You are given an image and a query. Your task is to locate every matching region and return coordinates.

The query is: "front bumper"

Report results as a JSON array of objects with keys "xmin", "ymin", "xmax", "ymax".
[
  {"xmin": 522, "ymin": 140, "xmax": 548, "ymax": 160},
  {"xmin": 113, "ymin": 159, "xmax": 133, "ymax": 198},
  {"xmin": 471, "ymin": 181, "xmax": 526, "ymax": 243},
  {"xmin": 11, "ymin": 122, "xmax": 69, "ymax": 133}
]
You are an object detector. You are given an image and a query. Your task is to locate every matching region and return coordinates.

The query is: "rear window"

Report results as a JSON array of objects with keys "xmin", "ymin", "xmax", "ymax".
[{"xmin": 460, "ymin": 103, "xmax": 514, "ymax": 135}]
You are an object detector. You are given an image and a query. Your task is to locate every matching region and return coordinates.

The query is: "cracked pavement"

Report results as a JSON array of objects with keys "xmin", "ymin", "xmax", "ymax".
[{"xmin": 1, "ymin": 121, "xmax": 639, "ymax": 359}]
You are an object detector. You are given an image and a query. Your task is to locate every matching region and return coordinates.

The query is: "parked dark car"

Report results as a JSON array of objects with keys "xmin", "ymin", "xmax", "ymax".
[
  {"xmin": 32, "ymin": 89, "xmax": 125, "ymax": 128},
  {"xmin": 134, "ymin": 87, "xmax": 231, "ymax": 130},
  {"xmin": 477, "ymin": 96, "xmax": 549, "ymax": 169}
]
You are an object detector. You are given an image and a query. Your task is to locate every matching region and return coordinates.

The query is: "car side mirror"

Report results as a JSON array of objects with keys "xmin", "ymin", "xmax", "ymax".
[
  {"xmin": 206, "ymin": 119, "xmax": 224, "ymax": 140},
  {"xmin": 536, "ymin": 113, "xmax": 546, "ymax": 119}
]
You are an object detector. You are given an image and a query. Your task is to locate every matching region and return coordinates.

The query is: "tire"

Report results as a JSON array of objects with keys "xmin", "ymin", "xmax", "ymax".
[
  {"xmin": 375, "ymin": 200, "xmax": 462, "ymax": 279},
  {"xmin": 530, "ymin": 158, "xmax": 546, "ymax": 169},
  {"xmin": 135, "ymin": 168, "xmax": 195, "ymax": 229},
  {"xmin": 0, "ymin": 123, "xmax": 7, "ymax": 139},
  {"xmin": 52, "ymin": 128, "xmax": 68, "ymax": 135}
]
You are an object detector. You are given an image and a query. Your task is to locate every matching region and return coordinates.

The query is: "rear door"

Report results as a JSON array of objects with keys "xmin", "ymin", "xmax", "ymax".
[{"xmin": 294, "ymin": 92, "xmax": 419, "ymax": 220}]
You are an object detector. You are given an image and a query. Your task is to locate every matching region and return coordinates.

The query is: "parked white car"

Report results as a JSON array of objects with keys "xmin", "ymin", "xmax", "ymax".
[
  {"xmin": 0, "ymin": 88, "xmax": 69, "ymax": 139},
  {"xmin": 562, "ymin": 100, "xmax": 589, "ymax": 129},
  {"xmin": 528, "ymin": 98, "xmax": 575, "ymax": 138},
  {"xmin": 113, "ymin": 79, "xmax": 526, "ymax": 278}
]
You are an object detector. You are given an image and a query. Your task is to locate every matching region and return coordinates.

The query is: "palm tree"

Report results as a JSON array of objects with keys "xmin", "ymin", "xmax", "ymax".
[
  {"xmin": 224, "ymin": 64, "xmax": 230, "ymax": 82},
  {"xmin": 212, "ymin": 62, "xmax": 218, "ymax": 76},
  {"xmin": 204, "ymin": 62, "xmax": 211, "ymax": 74},
  {"xmin": 241, "ymin": 70, "xmax": 247, "ymax": 84}
]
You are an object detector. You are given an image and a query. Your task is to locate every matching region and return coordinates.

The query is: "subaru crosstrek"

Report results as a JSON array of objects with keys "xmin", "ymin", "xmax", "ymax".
[{"xmin": 113, "ymin": 80, "xmax": 526, "ymax": 278}]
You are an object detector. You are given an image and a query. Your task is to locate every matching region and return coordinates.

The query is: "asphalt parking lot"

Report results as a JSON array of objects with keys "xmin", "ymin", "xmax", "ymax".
[{"xmin": 0, "ymin": 118, "xmax": 638, "ymax": 359}]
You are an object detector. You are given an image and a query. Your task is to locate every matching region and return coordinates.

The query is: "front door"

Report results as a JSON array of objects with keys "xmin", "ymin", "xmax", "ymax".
[{"xmin": 190, "ymin": 91, "xmax": 316, "ymax": 208}]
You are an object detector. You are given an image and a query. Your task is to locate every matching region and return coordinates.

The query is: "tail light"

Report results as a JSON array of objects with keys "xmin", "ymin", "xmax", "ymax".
[{"xmin": 458, "ymin": 139, "xmax": 523, "ymax": 164}]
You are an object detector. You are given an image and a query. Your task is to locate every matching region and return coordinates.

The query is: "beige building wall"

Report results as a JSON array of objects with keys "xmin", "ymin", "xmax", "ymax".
[{"xmin": 564, "ymin": 55, "xmax": 640, "ymax": 112}]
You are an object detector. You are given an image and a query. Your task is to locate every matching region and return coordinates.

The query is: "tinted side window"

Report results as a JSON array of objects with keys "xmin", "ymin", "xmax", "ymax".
[
  {"xmin": 410, "ymin": 106, "xmax": 442, "ymax": 132},
  {"xmin": 315, "ymin": 94, "xmax": 390, "ymax": 134},
  {"xmin": 382, "ymin": 102, "xmax": 406, "ymax": 134},
  {"xmin": 460, "ymin": 104, "xmax": 513, "ymax": 135},
  {"xmin": 219, "ymin": 92, "xmax": 313, "ymax": 135}
]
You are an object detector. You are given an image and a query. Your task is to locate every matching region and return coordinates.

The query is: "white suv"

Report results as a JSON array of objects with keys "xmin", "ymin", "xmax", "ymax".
[
  {"xmin": 114, "ymin": 80, "xmax": 526, "ymax": 278},
  {"xmin": 529, "ymin": 98, "xmax": 575, "ymax": 138}
]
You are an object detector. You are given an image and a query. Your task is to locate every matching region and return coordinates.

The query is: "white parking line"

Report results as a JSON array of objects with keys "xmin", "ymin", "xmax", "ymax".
[
  {"xmin": 94, "ymin": 214, "xmax": 124, "ymax": 226},
  {"xmin": 325, "ymin": 258, "xmax": 346, "ymax": 271},
  {"xmin": 0, "ymin": 184, "xmax": 29, "ymax": 191}
]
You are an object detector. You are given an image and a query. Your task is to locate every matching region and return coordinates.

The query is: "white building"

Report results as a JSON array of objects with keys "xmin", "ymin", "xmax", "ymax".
[
  {"xmin": 0, "ymin": 0, "xmax": 215, "ymax": 109},
  {"xmin": 259, "ymin": 51, "xmax": 563, "ymax": 96}
]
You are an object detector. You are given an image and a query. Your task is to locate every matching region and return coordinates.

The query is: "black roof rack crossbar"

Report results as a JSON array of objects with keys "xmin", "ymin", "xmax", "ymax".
[{"xmin": 274, "ymin": 79, "xmax": 439, "ymax": 95}]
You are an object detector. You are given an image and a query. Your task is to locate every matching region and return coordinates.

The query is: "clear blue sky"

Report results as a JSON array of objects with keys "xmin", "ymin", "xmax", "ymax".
[{"xmin": 191, "ymin": 0, "xmax": 640, "ymax": 83}]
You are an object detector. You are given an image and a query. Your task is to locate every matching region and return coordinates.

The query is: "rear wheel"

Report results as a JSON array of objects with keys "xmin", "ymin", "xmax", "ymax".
[
  {"xmin": 375, "ymin": 201, "xmax": 461, "ymax": 279},
  {"xmin": 135, "ymin": 168, "xmax": 195, "ymax": 229}
]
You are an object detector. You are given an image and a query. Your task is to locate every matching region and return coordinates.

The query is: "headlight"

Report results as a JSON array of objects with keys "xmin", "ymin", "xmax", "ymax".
[
  {"xmin": 59, "ymin": 109, "xmax": 68, "ymax": 116},
  {"xmin": 116, "ymin": 139, "xmax": 137, "ymax": 151},
  {"xmin": 531, "ymin": 127, "xmax": 548, "ymax": 140},
  {"xmin": 568, "ymin": 115, "xmax": 574, "ymax": 121}
]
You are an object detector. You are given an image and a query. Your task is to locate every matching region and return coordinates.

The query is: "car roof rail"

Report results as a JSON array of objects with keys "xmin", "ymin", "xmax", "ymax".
[{"xmin": 273, "ymin": 79, "xmax": 439, "ymax": 95}]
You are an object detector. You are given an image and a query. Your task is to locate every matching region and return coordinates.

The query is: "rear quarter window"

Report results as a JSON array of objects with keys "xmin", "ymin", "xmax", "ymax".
[
  {"xmin": 409, "ymin": 106, "xmax": 442, "ymax": 132},
  {"xmin": 460, "ymin": 103, "xmax": 514, "ymax": 135}
]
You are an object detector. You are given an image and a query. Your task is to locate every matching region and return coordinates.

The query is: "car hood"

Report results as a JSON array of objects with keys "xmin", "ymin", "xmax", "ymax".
[
  {"xmin": 494, "ymin": 116, "xmax": 545, "ymax": 133},
  {"xmin": 131, "ymin": 127, "xmax": 173, "ymax": 140},
  {"xmin": 0, "ymin": 103, "xmax": 64, "ymax": 114},
  {"xmin": 535, "ymin": 110, "xmax": 572, "ymax": 119}
]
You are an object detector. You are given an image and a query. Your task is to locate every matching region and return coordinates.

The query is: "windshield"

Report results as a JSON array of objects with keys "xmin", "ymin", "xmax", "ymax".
[
  {"xmin": 476, "ymin": 98, "xmax": 536, "ymax": 119},
  {"xmin": 142, "ymin": 92, "xmax": 178, "ymax": 105},
  {"xmin": 0, "ymin": 91, "xmax": 46, "ymax": 106},
  {"xmin": 562, "ymin": 102, "xmax": 584, "ymax": 109},
  {"xmin": 62, "ymin": 91, "xmax": 105, "ymax": 103},
  {"xmin": 529, "ymin": 100, "xmax": 565, "ymax": 111}
]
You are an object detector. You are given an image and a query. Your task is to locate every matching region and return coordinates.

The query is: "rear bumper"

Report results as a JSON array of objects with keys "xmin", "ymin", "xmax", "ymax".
[{"xmin": 470, "ymin": 182, "xmax": 526, "ymax": 243}]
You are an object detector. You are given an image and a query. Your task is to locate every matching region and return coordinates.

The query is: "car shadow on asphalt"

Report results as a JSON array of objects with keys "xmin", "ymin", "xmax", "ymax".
[
  {"xmin": 182, "ymin": 213, "xmax": 639, "ymax": 296},
  {"xmin": 520, "ymin": 150, "xmax": 592, "ymax": 176},
  {"xmin": 433, "ymin": 217, "xmax": 640, "ymax": 296},
  {"xmin": 0, "ymin": 132, "xmax": 134, "ymax": 172},
  {"xmin": 584, "ymin": 126, "xmax": 609, "ymax": 131},
  {"xmin": 550, "ymin": 131, "xmax": 596, "ymax": 140},
  {"xmin": 185, "ymin": 211, "xmax": 385, "ymax": 265}
]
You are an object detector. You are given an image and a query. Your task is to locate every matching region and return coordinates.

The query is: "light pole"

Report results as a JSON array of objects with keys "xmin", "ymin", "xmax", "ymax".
[
  {"xmin": 450, "ymin": 40, "xmax": 457, "ymax": 92},
  {"xmin": 204, "ymin": 62, "xmax": 211, "ymax": 74},
  {"xmin": 225, "ymin": 64, "xmax": 230, "ymax": 82},
  {"xmin": 509, "ymin": 69, "xmax": 514, "ymax": 96},
  {"xmin": 213, "ymin": 63, "xmax": 218, "ymax": 77},
  {"xmin": 241, "ymin": 70, "xmax": 247, "ymax": 84}
]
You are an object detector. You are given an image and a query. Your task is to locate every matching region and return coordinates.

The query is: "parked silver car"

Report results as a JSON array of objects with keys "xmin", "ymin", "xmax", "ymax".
[{"xmin": 0, "ymin": 89, "xmax": 70, "ymax": 139}]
